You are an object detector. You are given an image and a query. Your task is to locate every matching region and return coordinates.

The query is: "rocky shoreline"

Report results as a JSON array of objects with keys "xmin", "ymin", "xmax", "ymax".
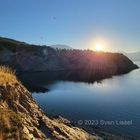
[{"xmin": 0, "ymin": 66, "xmax": 101, "ymax": 140}]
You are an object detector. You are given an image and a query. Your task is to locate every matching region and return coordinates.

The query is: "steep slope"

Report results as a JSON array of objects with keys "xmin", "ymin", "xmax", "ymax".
[{"xmin": 0, "ymin": 66, "xmax": 100, "ymax": 140}]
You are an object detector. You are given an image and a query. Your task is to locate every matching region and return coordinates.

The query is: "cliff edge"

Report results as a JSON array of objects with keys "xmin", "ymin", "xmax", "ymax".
[{"xmin": 0, "ymin": 66, "xmax": 100, "ymax": 140}]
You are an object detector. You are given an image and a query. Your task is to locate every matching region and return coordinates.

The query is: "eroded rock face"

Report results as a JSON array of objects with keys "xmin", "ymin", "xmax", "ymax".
[{"xmin": 0, "ymin": 70, "xmax": 101, "ymax": 140}]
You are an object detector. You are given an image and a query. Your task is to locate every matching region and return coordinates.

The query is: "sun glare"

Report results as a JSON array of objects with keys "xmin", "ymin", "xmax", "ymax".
[{"xmin": 95, "ymin": 43, "xmax": 104, "ymax": 51}]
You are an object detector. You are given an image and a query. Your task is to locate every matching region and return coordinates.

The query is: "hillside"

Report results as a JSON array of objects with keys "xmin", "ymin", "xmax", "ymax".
[
  {"xmin": 0, "ymin": 66, "xmax": 100, "ymax": 140},
  {"xmin": 0, "ymin": 37, "xmax": 138, "ymax": 76}
]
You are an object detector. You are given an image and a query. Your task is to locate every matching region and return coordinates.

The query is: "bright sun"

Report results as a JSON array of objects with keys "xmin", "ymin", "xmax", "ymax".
[{"xmin": 95, "ymin": 43, "xmax": 104, "ymax": 51}]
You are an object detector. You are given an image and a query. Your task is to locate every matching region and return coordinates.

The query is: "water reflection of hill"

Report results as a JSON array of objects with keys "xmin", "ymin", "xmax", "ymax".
[{"xmin": 17, "ymin": 69, "xmax": 136, "ymax": 92}]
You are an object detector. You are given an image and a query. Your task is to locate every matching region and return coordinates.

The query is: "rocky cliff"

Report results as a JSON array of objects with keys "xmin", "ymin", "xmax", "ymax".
[{"xmin": 0, "ymin": 66, "xmax": 101, "ymax": 140}]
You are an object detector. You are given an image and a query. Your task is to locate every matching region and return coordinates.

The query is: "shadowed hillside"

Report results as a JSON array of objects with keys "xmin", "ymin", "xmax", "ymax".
[{"xmin": 0, "ymin": 37, "xmax": 138, "ymax": 74}]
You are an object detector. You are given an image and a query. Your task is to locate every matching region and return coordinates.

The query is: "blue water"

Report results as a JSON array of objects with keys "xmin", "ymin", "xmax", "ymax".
[{"xmin": 33, "ymin": 61, "xmax": 140, "ymax": 138}]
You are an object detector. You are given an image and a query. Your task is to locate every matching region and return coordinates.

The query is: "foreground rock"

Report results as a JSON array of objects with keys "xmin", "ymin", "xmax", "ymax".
[{"xmin": 0, "ymin": 66, "xmax": 101, "ymax": 140}]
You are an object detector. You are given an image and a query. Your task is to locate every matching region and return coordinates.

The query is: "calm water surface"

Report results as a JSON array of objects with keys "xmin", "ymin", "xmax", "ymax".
[{"xmin": 33, "ymin": 61, "xmax": 140, "ymax": 138}]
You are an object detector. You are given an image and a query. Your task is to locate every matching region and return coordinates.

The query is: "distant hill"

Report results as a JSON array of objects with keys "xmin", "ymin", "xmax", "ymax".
[
  {"xmin": 124, "ymin": 52, "xmax": 140, "ymax": 61},
  {"xmin": 51, "ymin": 44, "xmax": 72, "ymax": 49}
]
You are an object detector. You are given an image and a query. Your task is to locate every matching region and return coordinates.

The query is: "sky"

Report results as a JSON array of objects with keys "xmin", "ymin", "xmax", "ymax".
[{"xmin": 0, "ymin": 0, "xmax": 140, "ymax": 52}]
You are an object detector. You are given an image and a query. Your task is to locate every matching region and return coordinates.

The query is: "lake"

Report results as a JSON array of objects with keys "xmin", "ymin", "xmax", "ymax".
[{"xmin": 32, "ymin": 61, "xmax": 140, "ymax": 138}]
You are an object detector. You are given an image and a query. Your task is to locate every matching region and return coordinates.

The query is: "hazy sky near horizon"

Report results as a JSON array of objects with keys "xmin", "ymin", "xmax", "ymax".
[{"xmin": 0, "ymin": 0, "xmax": 140, "ymax": 52}]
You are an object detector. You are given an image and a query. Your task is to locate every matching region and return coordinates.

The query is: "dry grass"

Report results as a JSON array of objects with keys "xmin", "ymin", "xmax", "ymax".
[
  {"xmin": 0, "ymin": 66, "xmax": 17, "ymax": 85},
  {"xmin": 0, "ymin": 66, "xmax": 15, "ymax": 75},
  {"xmin": 0, "ymin": 66, "xmax": 21, "ymax": 139},
  {"xmin": 0, "ymin": 108, "xmax": 21, "ymax": 139}
]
